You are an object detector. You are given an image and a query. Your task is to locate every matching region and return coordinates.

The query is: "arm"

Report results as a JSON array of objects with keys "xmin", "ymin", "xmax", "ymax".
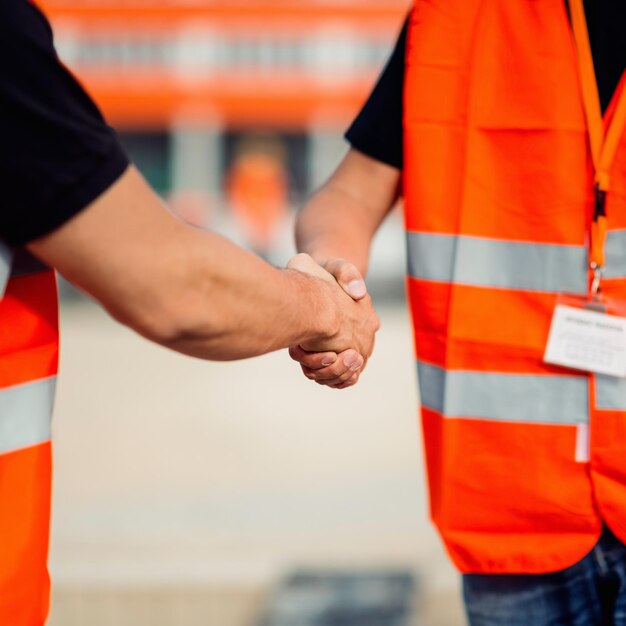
[
  {"xmin": 28, "ymin": 166, "xmax": 379, "ymax": 361},
  {"xmin": 291, "ymin": 148, "xmax": 401, "ymax": 387},
  {"xmin": 296, "ymin": 148, "xmax": 401, "ymax": 278},
  {"xmin": 299, "ymin": 13, "xmax": 407, "ymax": 284}
]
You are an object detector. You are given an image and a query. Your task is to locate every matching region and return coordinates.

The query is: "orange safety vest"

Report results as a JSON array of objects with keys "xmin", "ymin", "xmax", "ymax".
[
  {"xmin": 404, "ymin": 0, "xmax": 626, "ymax": 573},
  {"xmin": 0, "ymin": 244, "xmax": 58, "ymax": 623}
]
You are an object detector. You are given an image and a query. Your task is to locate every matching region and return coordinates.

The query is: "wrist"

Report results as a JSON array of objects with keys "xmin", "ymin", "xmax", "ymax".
[{"xmin": 281, "ymin": 268, "xmax": 341, "ymax": 344}]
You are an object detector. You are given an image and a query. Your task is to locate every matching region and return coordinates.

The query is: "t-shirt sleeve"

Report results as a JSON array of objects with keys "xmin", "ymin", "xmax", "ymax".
[
  {"xmin": 344, "ymin": 15, "xmax": 407, "ymax": 171},
  {"xmin": 0, "ymin": 0, "xmax": 129, "ymax": 246}
]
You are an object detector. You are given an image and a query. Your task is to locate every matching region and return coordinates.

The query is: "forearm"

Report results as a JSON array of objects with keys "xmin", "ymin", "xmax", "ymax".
[
  {"xmin": 131, "ymin": 226, "xmax": 341, "ymax": 360},
  {"xmin": 296, "ymin": 148, "xmax": 401, "ymax": 276},
  {"xmin": 296, "ymin": 184, "xmax": 378, "ymax": 276},
  {"xmin": 29, "ymin": 166, "xmax": 342, "ymax": 361}
]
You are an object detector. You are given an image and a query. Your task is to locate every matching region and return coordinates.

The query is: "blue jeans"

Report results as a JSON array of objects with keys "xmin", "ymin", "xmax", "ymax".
[{"xmin": 463, "ymin": 528, "xmax": 626, "ymax": 626}]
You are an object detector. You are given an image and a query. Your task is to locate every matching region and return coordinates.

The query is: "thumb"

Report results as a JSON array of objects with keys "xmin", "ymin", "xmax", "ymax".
[
  {"xmin": 287, "ymin": 253, "xmax": 335, "ymax": 283},
  {"xmin": 323, "ymin": 258, "xmax": 367, "ymax": 300}
]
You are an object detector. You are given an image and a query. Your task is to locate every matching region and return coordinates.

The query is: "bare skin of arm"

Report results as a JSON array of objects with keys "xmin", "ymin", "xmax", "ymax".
[
  {"xmin": 291, "ymin": 148, "xmax": 401, "ymax": 387},
  {"xmin": 28, "ymin": 165, "xmax": 379, "ymax": 361}
]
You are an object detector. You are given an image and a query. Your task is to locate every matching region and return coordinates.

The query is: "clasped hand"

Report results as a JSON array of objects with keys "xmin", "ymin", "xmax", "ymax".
[{"xmin": 287, "ymin": 254, "xmax": 379, "ymax": 389}]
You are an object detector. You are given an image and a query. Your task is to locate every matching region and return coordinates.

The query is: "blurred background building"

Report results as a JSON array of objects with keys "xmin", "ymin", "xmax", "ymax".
[
  {"xmin": 38, "ymin": 1, "xmax": 466, "ymax": 624},
  {"xmin": 43, "ymin": 0, "xmax": 407, "ymax": 275}
]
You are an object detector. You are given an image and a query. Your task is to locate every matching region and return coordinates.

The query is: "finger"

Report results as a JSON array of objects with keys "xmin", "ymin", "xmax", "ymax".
[
  {"xmin": 302, "ymin": 364, "xmax": 357, "ymax": 386},
  {"xmin": 305, "ymin": 356, "xmax": 362, "ymax": 387},
  {"xmin": 323, "ymin": 258, "xmax": 367, "ymax": 300},
  {"xmin": 289, "ymin": 345, "xmax": 338, "ymax": 369},
  {"xmin": 287, "ymin": 253, "xmax": 334, "ymax": 283},
  {"xmin": 330, "ymin": 355, "xmax": 368, "ymax": 388},
  {"xmin": 331, "ymin": 373, "xmax": 360, "ymax": 389},
  {"xmin": 304, "ymin": 362, "xmax": 355, "ymax": 383},
  {"xmin": 320, "ymin": 372, "xmax": 359, "ymax": 388},
  {"xmin": 302, "ymin": 350, "xmax": 362, "ymax": 381}
]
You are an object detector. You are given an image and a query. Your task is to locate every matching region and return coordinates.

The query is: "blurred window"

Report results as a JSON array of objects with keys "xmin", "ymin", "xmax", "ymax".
[{"xmin": 60, "ymin": 31, "xmax": 392, "ymax": 76}]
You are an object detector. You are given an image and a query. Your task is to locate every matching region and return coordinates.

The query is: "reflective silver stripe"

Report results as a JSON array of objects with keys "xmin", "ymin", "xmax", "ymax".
[
  {"xmin": 0, "ymin": 241, "xmax": 13, "ymax": 298},
  {"xmin": 0, "ymin": 377, "xmax": 55, "ymax": 454},
  {"xmin": 605, "ymin": 230, "xmax": 626, "ymax": 279},
  {"xmin": 417, "ymin": 361, "xmax": 588, "ymax": 424},
  {"xmin": 582, "ymin": 229, "xmax": 626, "ymax": 410},
  {"xmin": 407, "ymin": 232, "xmax": 587, "ymax": 293},
  {"xmin": 595, "ymin": 375, "xmax": 626, "ymax": 410}
]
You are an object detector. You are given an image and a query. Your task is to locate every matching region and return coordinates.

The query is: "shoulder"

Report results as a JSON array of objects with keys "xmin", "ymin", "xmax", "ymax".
[{"xmin": 0, "ymin": 1, "xmax": 54, "ymax": 43}]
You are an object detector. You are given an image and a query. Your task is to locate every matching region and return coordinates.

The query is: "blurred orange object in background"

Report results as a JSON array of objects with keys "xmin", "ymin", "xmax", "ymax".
[{"xmin": 39, "ymin": 0, "xmax": 406, "ymax": 129}]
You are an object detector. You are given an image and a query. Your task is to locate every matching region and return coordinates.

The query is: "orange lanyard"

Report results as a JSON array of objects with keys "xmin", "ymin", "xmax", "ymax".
[{"xmin": 568, "ymin": 0, "xmax": 626, "ymax": 292}]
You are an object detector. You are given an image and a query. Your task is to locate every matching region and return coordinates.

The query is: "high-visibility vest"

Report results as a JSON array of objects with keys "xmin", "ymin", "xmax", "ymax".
[
  {"xmin": 404, "ymin": 0, "xmax": 626, "ymax": 573},
  {"xmin": 0, "ymin": 242, "xmax": 58, "ymax": 623}
]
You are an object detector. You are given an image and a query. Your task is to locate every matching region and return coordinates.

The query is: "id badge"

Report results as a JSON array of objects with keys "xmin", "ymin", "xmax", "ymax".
[{"xmin": 544, "ymin": 294, "xmax": 626, "ymax": 377}]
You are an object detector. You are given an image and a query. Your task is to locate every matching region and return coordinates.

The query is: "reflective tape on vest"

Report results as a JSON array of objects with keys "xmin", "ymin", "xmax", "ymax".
[
  {"xmin": 418, "ymin": 361, "xmax": 588, "ymax": 424},
  {"xmin": 0, "ymin": 377, "xmax": 56, "ymax": 454},
  {"xmin": 595, "ymin": 375, "xmax": 626, "ymax": 410},
  {"xmin": 407, "ymin": 232, "xmax": 588, "ymax": 293},
  {"xmin": 604, "ymin": 230, "xmax": 626, "ymax": 279},
  {"xmin": 0, "ymin": 241, "xmax": 12, "ymax": 298}
]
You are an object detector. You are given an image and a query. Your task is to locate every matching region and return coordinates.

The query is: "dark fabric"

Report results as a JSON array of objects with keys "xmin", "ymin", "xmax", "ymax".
[
  {"xmin": 0, "ymin": 0, "xmax": 129, "ymax": 246},
  {"xmin": 344, "ymin": 18, "xmax": 406, "ymax": 170},
  {"xmin": 346, "ymin": 1, "xmax": 626, "ymax": 171},
  {"xmin": 584, "ymin": 1, "xmax": 626, "ymax": 114},
  {"xmin": 463, "ymin": 527, "xmax": 626, "ymax": 626}
]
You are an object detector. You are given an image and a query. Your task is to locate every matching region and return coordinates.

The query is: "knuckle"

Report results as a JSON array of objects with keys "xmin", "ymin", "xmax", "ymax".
[
  {"xmin": 341, "ymin": 370, "xmax": 358, "ymax": 383},
  {"xmin": 289, "ymin": 345, "xmax": 306, "ymax": 362},
  {"xmin": 302, "ymin": 356, "xmax": 320, "ymax": 369},
  {"xmin": 301, "ymin": 366, "xmax": 316, "ymax": 380},
  {"xmin": 331, "ymin": 370, "xmax": 356, "ymax": 385},
  {"xmin": 327, "ymin": 364, "xmax": 349, "ymax": 377}
]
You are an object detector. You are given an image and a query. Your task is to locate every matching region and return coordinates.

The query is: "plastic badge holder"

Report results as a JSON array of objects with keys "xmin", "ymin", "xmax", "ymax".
[{"xmin": 544, "ymin": 294, "xmax": 626, "ymax": 378}]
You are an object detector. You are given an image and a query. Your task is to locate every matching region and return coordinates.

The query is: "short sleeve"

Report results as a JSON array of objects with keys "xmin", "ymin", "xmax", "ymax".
[
  {"xmin": 344, "ymin": 16, "xmax": 407, "ymax": 171},
  {"xmin": 0, "ymin": 0, "xmax": 129, "ymax": 245}
]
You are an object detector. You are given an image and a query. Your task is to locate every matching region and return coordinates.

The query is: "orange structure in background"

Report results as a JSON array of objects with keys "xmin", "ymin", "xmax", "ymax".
[
  {"xmin": 38, "ymin": 1, "xmax": 407, "ymax": 256},
  {"xmin": 40, "ymin": 1, "xmax": 407, "ymax": 130}
]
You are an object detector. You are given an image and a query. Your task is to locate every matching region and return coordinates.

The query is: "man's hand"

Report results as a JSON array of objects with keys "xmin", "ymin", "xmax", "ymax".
[
  {"xmin": 318, "ymin": 258, "xmax": 368, "ymax": 300},
  {"xmin": 28, "ymin": 167, "xmax": 370, "ymax": 361},
  {"xmin": 289, "ymin": 148, "xmax": 400, "ymax": 387},
  {"xmin": 287, "ymin": 254, "xmax": 379, "ymax": 389}
]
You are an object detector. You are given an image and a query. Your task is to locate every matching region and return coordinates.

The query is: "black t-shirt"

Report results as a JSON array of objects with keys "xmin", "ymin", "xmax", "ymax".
[
  {"xmin": 347, "ymin": 1, "xmax": 626, "ymax": 171},
  {"xmin": 0, "ymin": 0, "xmax": 129, "ymax": 246}
]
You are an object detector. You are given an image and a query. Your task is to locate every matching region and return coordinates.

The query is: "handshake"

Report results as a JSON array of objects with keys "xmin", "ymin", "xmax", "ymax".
[{"xmin": 286, "ymin": 253, "xmax": 380, "ymax": 389}]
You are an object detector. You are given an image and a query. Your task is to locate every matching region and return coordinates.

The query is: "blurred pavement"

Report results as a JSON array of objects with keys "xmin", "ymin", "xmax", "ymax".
[{"xmin": 48, "ymin": 299, "xmax": 465, "ymax": 625}]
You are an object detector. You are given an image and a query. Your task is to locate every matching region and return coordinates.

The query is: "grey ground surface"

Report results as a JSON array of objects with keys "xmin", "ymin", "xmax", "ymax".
[{"xmin": 47, "ymin": 299, "xmax": 465, "ymax": 625}]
